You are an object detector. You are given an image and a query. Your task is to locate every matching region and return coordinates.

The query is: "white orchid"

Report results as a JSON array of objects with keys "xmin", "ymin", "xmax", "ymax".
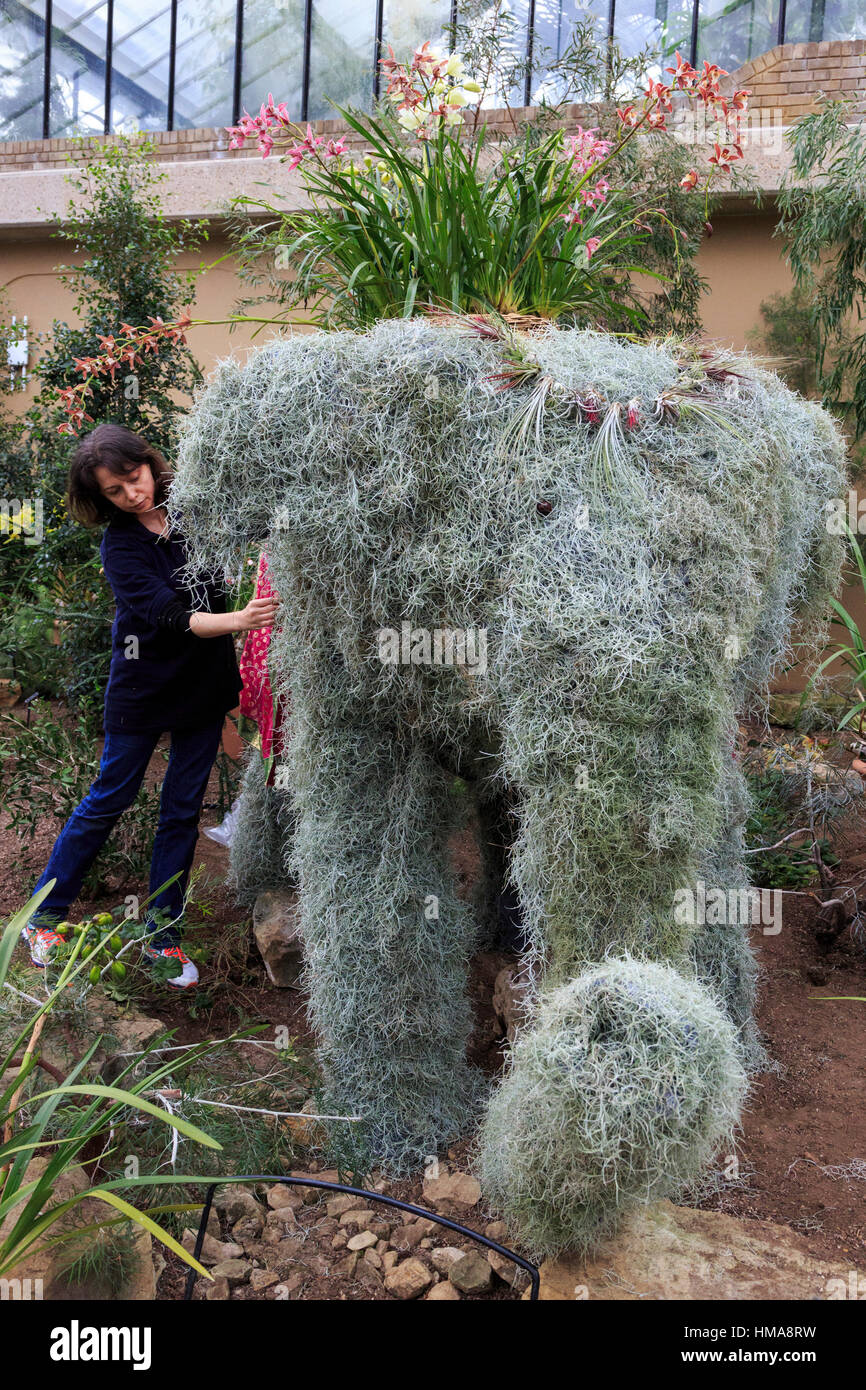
[
  {"xmin": 397, "ymin": 107, "xmax": 424, "ymax": 130},
  {"xmin": 446, "ymin": 88, "xmax": 469, "ymax": 108}
]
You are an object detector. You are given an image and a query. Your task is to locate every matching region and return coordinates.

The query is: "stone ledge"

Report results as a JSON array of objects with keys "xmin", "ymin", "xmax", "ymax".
[{"xmin": 524, "ymin": 1199, "xmax": 866, "ymax": 1300}]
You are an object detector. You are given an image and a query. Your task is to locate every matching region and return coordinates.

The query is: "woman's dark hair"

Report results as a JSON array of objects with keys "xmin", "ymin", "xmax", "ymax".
[{"xmin": 67, "ymin": 423, "xmax": 172, "ymax": 525}]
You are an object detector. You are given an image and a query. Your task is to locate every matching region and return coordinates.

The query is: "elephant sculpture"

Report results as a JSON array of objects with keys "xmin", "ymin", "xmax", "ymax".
[{"xmin": 169, "ymin": 316, "xmax": 846, "ymax": 1254}]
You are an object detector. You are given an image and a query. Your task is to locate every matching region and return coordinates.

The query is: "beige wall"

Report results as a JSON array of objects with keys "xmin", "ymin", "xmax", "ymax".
[
  {"xmin": 2, "ymin": 208, "xmax": 795, "ymax": 403},
  {"xmin": 2, "ymin": 209, "xmax": 857, "ymax": 699},
  {"xmin": 1, "ymin": 230, "xmax": 273, "ymax": 416}
]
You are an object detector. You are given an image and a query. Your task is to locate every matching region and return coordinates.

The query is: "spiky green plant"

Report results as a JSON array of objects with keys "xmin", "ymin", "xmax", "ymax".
[{"xmin": 0, "ymin": 887, "xmax": 227, "ymax": 1284}]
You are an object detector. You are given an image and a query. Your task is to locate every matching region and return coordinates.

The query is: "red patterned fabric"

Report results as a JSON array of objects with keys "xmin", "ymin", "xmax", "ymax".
[{"xmin": 238, "ymin": 551, "xmax": 283, "ymax": 763}]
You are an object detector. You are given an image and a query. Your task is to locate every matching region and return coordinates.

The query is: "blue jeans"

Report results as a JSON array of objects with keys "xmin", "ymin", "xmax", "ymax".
[{"xmin": 32, "ymin": 720, "xmax": 224, "ymax": 946}]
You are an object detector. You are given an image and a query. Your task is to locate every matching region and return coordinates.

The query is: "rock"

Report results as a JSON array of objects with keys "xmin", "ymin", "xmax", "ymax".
[
  {"xmin": 210, "ymin": 1258, "xmax": 252, "ymax": 1284},
  {"xmin": 488, "ymin": 1249, "xmax": 529, "ymax": 1290},
  {"xmin": 430, "ymin": 1246, "xmax": 466, "ymax": 1275},
  {"xmin": 205, "ymin": 1276, "xmax": 230, "ymax": 1301},
  {"xmin": 355, "ymin": 1261, "xmax": 383, "ymax": 1291},
  {"xmin": 347, "ymin": 1230, "xmax": 378, "ymax": 1252},
  {"xmin": 253, "ymin": 889, "xmax": 303, "ymax": 987},
  {"xmin": 0, "ymin": 678, "xmax": 21, "ymax": 708},
  {"xmin": 422, "ymin": 1171, "xmax": 482, "ymax": 1207},
  {"xmin": 340, "ymin": 1251, "xmax": 360, "ymax": 1277},
  {"xmin": 284, "ymin": 1097, "xmax": 326, "ymax": 1147},
  {"xmin": 250, "ymin": 1268, "xmax": 280, "ymax": 1291},
  {"xmin": 768, "ymin": 689, "xmax": 848, "ymax": 732},
  {"xmin": 327, "ymin": 1195, "xmax": 366, "ymax": 1217},
  {"xmin": 331, "ymin": 1231, "xmax": 349, "ymax": 1249},
  {"xmin": 391, "ymin": 1222, "xmax": 426, "ymax": 1252},
  {"xmin": 364, "ymin": 1249, "xmax": 383, "ymax": 1269},
  {"xmin": 383, "ymin": 1250, "xmax": 400, "ymax": 1271},
  {"xmin": 215, "ymin": 1185, "xmax": 265, "ymax": 1227},
  {"xmin": 339, "ymin": 1207, "xmax": 376, "ymax": 1228},
  {"xmin": 449, "ymin": 1252, "xmax": 493, "ymax": 1294},
  {"xmin": 266, "ymin": 1184, "xmax": 304, "ymax": 1211},
  {"xmin": 265, "ymin": 1205, "xmax": 297, "ymax": 1231},
  {"xmin": 485, "ymin": 1221, "xmax": 508, "ymax": 1242},
  {"xmin": 181, "ymin": 1229, "xmax": 244, "ymax": 1265},
  {"xmin": 427, "ymin": 1281, "xmax": 462, "ymax": 1300},
  {"xmin": 524, "ymin": 1200, "xmax": 866, "ymax": 1300},
  {"xmin": 290, "ymin": 1167, "xmax": 340, "ymax": 1184},
  {"xmin": 232, "ymin": 1214, "xmax": 265, "ymax": 1242},
  {"xmin": 274, "ymin": 1272, "xmax": 304, "ymax": 1298},
  {"xmin": 385, "ymin": 1258, "xmax": 434, "ymax": 1300},
  {"xmin": 492, "ymin": 966, "xmax": 531, "ymax": 1043}
]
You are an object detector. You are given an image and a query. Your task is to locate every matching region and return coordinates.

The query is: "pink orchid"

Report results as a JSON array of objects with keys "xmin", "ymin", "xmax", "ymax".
[{"xmin": 585, "ymin": 237, "xmax": 601, "ymax": 261}]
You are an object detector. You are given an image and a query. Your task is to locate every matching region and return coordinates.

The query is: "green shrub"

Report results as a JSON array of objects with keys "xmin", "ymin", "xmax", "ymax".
[{"xmin": 0, "ymin": 699, "xmax": 161, "ymax": 894}]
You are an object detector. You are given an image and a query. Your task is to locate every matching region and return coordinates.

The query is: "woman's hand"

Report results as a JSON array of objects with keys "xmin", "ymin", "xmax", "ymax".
[
  {"xmin": 189, "ymin": 596, "xmax": 278, "ymax": 639},
  {"xmin": 236, "ymin": 595, "xmax": 279, "ymax": 632}
]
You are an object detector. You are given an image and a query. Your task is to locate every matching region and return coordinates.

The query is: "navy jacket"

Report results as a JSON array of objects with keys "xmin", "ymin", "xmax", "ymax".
[{"xmin": 99, "ymin": 514, "xmax": 243, "ymax": 734}]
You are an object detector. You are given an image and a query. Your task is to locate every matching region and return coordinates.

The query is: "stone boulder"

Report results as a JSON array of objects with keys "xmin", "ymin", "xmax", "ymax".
[
  {"xmin": 523, "ymin": 1200, "xmax": 866, "ymax": 1301},
  {"xmin": 492, "ymin": 966, "xmax": 531, "ymax": 1043},
  {"xmin": 253, "ymin": 889, "xmax": 303, "ymax": 987}
]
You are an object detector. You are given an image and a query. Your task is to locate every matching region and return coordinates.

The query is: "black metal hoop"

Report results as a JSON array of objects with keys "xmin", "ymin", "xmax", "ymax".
[{"xmin": 183, "ymin": 1174, "xmax": 540, "ymax": 1301}]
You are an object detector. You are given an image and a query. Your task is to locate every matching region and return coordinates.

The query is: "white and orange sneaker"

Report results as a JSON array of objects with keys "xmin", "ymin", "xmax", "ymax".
[
  {"xmin": 143, "ymin": 941, "xmax": 199, "ymax": 988},
  {"xmin": 21, "ymin": 923, "xmax": 65, "ymax": 968}
]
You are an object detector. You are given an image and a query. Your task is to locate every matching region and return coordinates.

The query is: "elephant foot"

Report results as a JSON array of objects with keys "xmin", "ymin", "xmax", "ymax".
[{"xmin": 478, "ymin": 956, "xmax": 747, "ymax": 1259}]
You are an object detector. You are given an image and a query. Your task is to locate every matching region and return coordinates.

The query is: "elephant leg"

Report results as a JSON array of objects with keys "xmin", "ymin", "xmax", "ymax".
[
  {"xmin": 229, "ymin": 748, "xmax": 295, "ymax": 905},
  {"xmin": 286, "ymin": 710, "xmax": 483, "ymax": 1173}
]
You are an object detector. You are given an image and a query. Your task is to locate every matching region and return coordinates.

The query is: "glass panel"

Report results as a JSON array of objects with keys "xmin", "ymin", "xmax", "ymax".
[
  {"xmin": 307, "ymin": 0, "xmax": 377, "ymax": 122},
  {"xmin": 615, "ymin": 0, "xmax": 696, "ymax": 75},
  {"xmin": 110, "ymin": 0, "xmax": 171, "ymax": 131},
  {"xmin": 381, "ymin": 0, "xmax": 451, "ymax": 65},
  {"xmin": 468, "ymin": 0, "xmax": 530, "ymax": 108},
  {"xmin": 0, "ymin": 0, "xmax": 46, "ymax": 139},
  {"xmin": 784, "ymin": 0, "xmax": 866, "ymax": 43},
  {"xmin": 240, "ymin": 0, "xmax": 304, "ymax": 120},
  {"xmin": 49, "ymin": 0, "xmax": 108, "ymax": 137},
  {"xmin": 532, "ymin": 1, "xmax": 610, "ymax": 104},
  {"xmin": 174, "ymin": 0, "xmax": 235, "ymax": 129},
  {"xmin": 696, "ymin": 0, "xmax": 779, "ymax": 73}
]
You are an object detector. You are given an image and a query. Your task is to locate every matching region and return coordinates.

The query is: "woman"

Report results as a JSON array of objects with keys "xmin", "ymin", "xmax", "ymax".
[{"xmin": 22, "ymin": 423, "xmax": 277, "ymax": 987}]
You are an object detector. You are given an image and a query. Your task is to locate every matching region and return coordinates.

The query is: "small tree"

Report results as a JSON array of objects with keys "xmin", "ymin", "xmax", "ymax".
[
  {"xmin": 777, "ymin": 96, "xmax": 866, "ymax": 446},
  {"xmin": 15, "ymin": 135, "xmax": 206, "ymax": 702}
]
